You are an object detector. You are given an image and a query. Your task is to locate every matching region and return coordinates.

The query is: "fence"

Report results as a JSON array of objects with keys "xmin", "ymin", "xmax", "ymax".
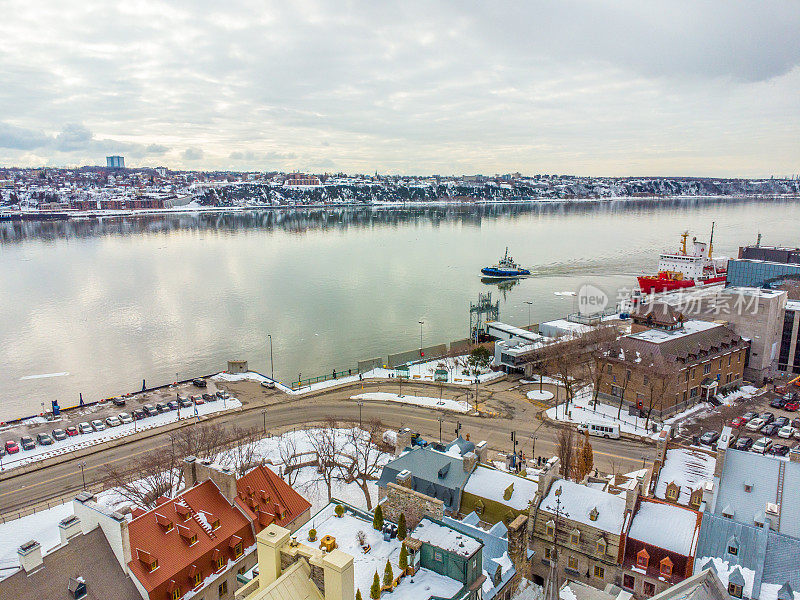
[{"xmin": 0, "ymin": 482, "xmax": 104, "ymax": 524}]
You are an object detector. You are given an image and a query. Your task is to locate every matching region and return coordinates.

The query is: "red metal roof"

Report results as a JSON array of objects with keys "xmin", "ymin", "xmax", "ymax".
[
  {"xmin": 235, "ymin": 464, "xmax": 311, "ymax": 531},
  {"xmin": 127, "ymin": 479, "xmax": 254, "ymax": 599}
]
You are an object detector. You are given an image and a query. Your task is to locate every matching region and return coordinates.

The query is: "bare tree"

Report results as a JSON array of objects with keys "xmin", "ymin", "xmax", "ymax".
[
  {"xmin": 556, "ymin": 427, "xmax": 576, "ymax": 479},
  {"xmin": 277, "ymin": 431, "xmax": 302, "ymax": 486},
  {"xmin": 336, "ymin": 419, "xmax": 388, "ymax": 510},
  {"xmin": 306, "ymin": 418, "xmax": 340, "ymax": 503},
  {"xmin": 644, "ymin": 357, "xmax": 680, "ymax": 431},
  {"xmin": 542, "ymin": 338, "xmax": 589, "ymax": 415},
  {"xmin": 102, "ymin": 451, "xmax": 182, "ymax": 509},
  {"xmin": 219, "ymin": 425, "xmax": 261, "ymax": 476}
]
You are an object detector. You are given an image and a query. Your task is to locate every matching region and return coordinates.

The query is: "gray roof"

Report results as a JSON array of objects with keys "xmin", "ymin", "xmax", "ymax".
[
  {"xmin": 648, "ymin": 569, "xmax": 729, "ymax": 600},
  {"xmin": 0, "ymin": 527, "xmax": 141, "ymax": 600},
  {"xmin": 762, "ymin": 531, "xmax": 800, "ymax": 592},
  {"xmin": 376, "ymin": 446, "xmax": 471, "ymax": 510},
  {"xmin": 713, "ymin": 449, "xmax": 792, "ymax": 532},
  {"xmin": 446, "ymin": 437, "xmax": 475, "ymax": 456}
]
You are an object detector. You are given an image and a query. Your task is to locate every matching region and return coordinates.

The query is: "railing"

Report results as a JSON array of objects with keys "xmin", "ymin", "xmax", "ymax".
[
  {"xmin": 291, "ymin": 367, "xmax": 359, "ymax": 390},
  {"xmin": 0, "ymin": 482, "xmax": 104, "ymax": 524}
]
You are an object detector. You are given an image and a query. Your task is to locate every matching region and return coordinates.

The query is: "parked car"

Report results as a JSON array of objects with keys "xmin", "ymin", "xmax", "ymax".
[
  {"xmin": 112, "ymin": 397, "xmax": 126, "ymax": 407},
  {"xmin": 770, "ymin": 397, "xmax": 788, "ymax": 409},
  {"xmin": 91, "ymin": 419, "xmax": 106, "ymax": 431},
  {"xmin": 0, "ymin": 447, "xmax": 4, "ymax": 458},
  {"xmin": 65, "ymin": 425, "xmax": 79, "ymax": 436},
  {"xmin": 775, "ymin": 416, "xmax": 790, "ymax": 428},
  {"xmin": 761, "ymin": 423, "xmax": 781, "ymax": 436},
  {"xmin": 699, "ymin": 431, "xmax": 720, "ymax": 447},
  {"xmin": 730, "ymin": 416, "xmax": 748, "ymax": 429},
  {"xmin": 742, "ymin": 411, "xmax": 758, "ymax": 422},
  {"xmin": 52, "ymin": 428, "xmax": 68, "ymax": 441},
  {"xmin": 155, "ymin": 402, "xmax": 169, "ymax": 413},
  {"xmin": 760, "ymin": 412, "xmax": 775, "ymax": 424},
  {"xmin": 117, "ymin": 412, "xmax": 133, "ymax": 424},
  {"xmin": 785, "ymin": 401, "xmax": 800, "ymax": 412},
  {"xmin": 132, "ymin": 408, "xmax": 147, "ymax": 420},
  {"xmin": 215, "ymin": 390, "xmax": 227, "ymax": 399},
  {"xmin": 20, "ymin": 435, "xmax": 36, "ymax": 450},
  {"xmin": 261, "ymin": 380, "xmax": 276, "ymax": 389},
  {"xmin": 734, "ymin": 436, "xmax": 754, "ymax": 451},
  {"xmin": 202, "ymin": 393, "xmax": 214, "ymax": 401},
  {"xmin": 192, "ymin": 378, "xmax": 207, "ymax": 388},
  {"xmin": 178, "ymin": 397, "xmax": 193, "ymax": 408},
  {"xmin": 143, "ymin": 404, "xmax": 158, "ymax": 417},
  {"xmin": 769, "ymin": 443, "xmax": 790, "ymax": 456},
  {"xmin": 746, "ymin": 418, "xmax": 766, "ymax": 431},
  {"xmin": 78, "ymin": 422, "xmax": 93, "ymax": 434},
  {"xmin": 752, "ymin": 437, "xmax": 773, "ymax": 454},
  {"xmin": 191, "ymin": 395, "xmax": 204, "ymax": 405},
  {"xmin": 778, "ymin": 425, "xmax": 795, "ymax": 439},
  {"xmin": 793, "ymin": 418, "xmax": 800, "ymax": 430},
  {"xmin": 784, "ymin": 392, "xmax": 796, "ymax": 401},
  {"xmin": 5, "ymin": 440, "xmax": 20, "ymax": 454},
  {"xmin": 105, "ymin": 415, "xmax": 121, "ymax": 427},
  {"xmin": 37, "ymin": 433, "xmax": 54, "ymax": 446},
  {"xmin": 167, "ymin": 400, "xmax": 180, "ymax": 411}
]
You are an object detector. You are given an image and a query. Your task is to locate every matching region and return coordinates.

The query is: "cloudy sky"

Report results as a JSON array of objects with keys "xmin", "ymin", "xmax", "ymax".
[{"xmin": 0, "ymin": 1, "xmax": 798, "ymax": 176}]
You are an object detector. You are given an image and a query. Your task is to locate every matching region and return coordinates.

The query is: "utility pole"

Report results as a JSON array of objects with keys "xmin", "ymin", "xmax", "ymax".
[
  {"xmin": 454, "ymin": 421, "xmax": 462, "ymax": 439},
  {"xmin": 419, "ymin": 321, "xmax": 424, "ymax": 355},
  {"xmin": 268, "ymin": 334, "xmax": 274, "ymax": 380},
  {"xmin": 261, "ymin": 408, "xmax": 268, "ymax": 434},
  {"xmin": 357, "ymin": 401, "xmax": 364, "ymax": 429},
  {"xmin": 78, "ymin": 461, "xmax": 87, "ymax": 490},
  {"xmin": 524, "ymin": 301, "xmax": 533, "ymax": 329},
  {"xmin": 438, "ymin": 416, "xmax": 443, "ymax": 444}
]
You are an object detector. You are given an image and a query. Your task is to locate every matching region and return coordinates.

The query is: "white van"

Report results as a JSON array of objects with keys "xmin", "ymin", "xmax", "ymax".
[{"xmin": 578, "ymin": 422, "xmax": 620, "ymax": 439}]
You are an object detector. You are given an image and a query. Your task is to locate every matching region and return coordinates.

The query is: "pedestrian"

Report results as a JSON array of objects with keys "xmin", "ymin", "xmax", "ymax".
[
  {"xmin": 333, "ymin": 369, "xmax": 336, "ymax": 379},
  {"xmin": 359, "ymin": 373, "xmax": 363, "ymax": 381}
]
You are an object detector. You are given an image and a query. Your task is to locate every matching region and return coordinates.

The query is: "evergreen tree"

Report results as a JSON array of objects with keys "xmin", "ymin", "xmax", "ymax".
[
  {"xmin": 397, "ymin": 513, "xmax": 407, "ymax": 540},
  {"xmin": 372, "ymin": 504, "xmax": 384, "ymax": 531},
  {"xmin": 356, "ymin": 590, "xmax": 363, "ymax": 600},
  {"xmin": 399, "ymin": 543, "xmax": 408, "ymax": 572},
  {"xmin": 383, "ymin": 559, "xmax": 394, "ymax": 587},
  {"xmin": 370, "ymin": 571, "xmax": 381, "ymax": 599}
]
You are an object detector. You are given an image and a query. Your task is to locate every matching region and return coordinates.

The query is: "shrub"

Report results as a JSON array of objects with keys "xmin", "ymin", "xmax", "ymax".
[
  {"xmin": 399, "ymin": 543, "xmax": 408, "ymax": 571},
  {"xmin": 383, "ymin": 559, "xmax": 394, "ymax": 587},
  {"xmin": 308, "ymin": 528, "xmax": 317, "ymax": 541},
  {"xmin": 370, "ymin": 571, "xmax": 381, "ymax": 599},
  {"xmin": 335, "ymin": 504, "xmax": 345, "ymax": 518},
  {"xmin": 356, "ymin": 590, "xmax": 363, "ymax": 600},
  {"xmin": 372, "ymin": 504, "xmax": 384, "ymax": 531},
  {"xmin": 397, "ymin": 513, "xmax": 406, "ymax": 541}
]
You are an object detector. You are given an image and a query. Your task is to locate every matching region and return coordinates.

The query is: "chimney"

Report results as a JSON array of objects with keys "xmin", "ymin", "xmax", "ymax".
[
  {"xmin": 18, "ymin": 540, "xmax": 43, "ymax": 573},
  {"xmin": 256, "ymin": 524, "xmax": 291, "ymax": 591},
  {"xmin": 192, "ymin": 460, "xmax": 238, "ymax": 503},
  {"xmin": 475, "ymin": 441, "xmax": 488, "ymax": 464},
  {"xmin": 395, "ymin": 469, "xmax": 413, "ymax": 489},
  {"xmin": 322, "ymin": 549, "xmax": 355, "ymax": 600},
  {"xmin": 395, "ymin": 428, "xmax": 414, "ymax": 457},
  {"xmin": 59, "ymin": 515, "xmax": 82, "ymax": 545},
  {"xmin": 183, "ymin": 456, "xmax": 198, "ymax": 488},
  {"xmin": 765, "ymin": 502, "xmax": 780, "ymax": 531},
  {"xmin": 714, "ymin": 427, "xmax": 733, "ymax": 479},
  {"xmin": 537, "ymin": 456, "xmax": 560, "ymax": 498},
  {"xmin": 462, "ymin": 451, "xmax": 478, "ymax": 473},
  {"xmin": 790, "ymin": 448, "xmax": 800, "ymax": 463},
  {"xmin": 625, "ymin": 480, "xmax": 640, "ymax": 514}
]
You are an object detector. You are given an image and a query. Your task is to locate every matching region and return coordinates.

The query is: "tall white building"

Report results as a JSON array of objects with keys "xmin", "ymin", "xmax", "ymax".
[{"xmin": 106, "ymin": 155, "xmax": 125, "ymax": 168}]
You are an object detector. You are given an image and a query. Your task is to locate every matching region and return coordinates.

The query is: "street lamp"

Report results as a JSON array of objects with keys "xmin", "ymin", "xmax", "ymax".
[
  {"xmin": 438, "ymin": 416, "xmax": 443, "ymax": 444},
  {"xmin": 261, "ymin": 408, "xmax": 268, "ymax": 434},
  {"xmin": 524, "ymin": 301, "xmax": 533, "ymax": 329},
  {"xmin": 357, "ymin": 401, "xmax": 364, "ymax": 429},
  {"xmin": 78, "ymin": 461, "xmax": 87, "ymax": 490},
  {"xmin": 418, "ymin": 321, "xmax": 424, "ymax": 354},
  {"xmin": 268, "ymin": 334, "xmax": 275, "ymax": 380}
]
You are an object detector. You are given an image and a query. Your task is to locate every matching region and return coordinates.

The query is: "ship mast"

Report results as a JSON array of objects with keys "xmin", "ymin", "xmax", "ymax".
[{"xmin": 709, "ymin": 221, "xmax": 715, "ymax": 259}]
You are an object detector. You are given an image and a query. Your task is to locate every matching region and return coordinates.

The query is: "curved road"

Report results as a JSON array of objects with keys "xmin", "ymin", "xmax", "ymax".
[{"xmin": 0, "ymin": 379, "xmax": 655, "ymax": 517}]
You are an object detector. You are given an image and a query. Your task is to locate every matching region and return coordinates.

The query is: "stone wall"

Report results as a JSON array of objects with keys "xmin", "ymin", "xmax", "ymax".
[{"xmin": 382, "ymin": 482, "xmax": 444, "ymax": 530}]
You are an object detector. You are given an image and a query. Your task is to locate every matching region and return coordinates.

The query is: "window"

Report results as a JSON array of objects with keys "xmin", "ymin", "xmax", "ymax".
[
  {"xmin": 606, "ymin": 364, "xmax": 612, "ymax": 374},
  {"xmin": 728, "ymin": 355, "xmax": 732, "ymax": 366},
  {"xmin": 626, "ymin": 370, "xmax": 632, "ymax": 381},
  {"xmin": 234, "ymin": 543, "xmax": 243, "ymax": 558},
  {"xmin": 568, "ymin": 556, "xmax": 578, "ymax": 570},
  {"xmin": 218, "ymin": 581, "xmax": 228, "ymax": 596},
  {"xmin": 729, "ymin": 583, "xmax": 743, "ymax": 598},
  {"xmin": 434, "ymin": 551, "xmax": 443, "ymax": 562},
  {"xmin": 636, "ymin": 549, "xmax": 649, "ymax": 569},
  {"xmin": 691, "ymin": 368, "xmax": 696, "ymax": 379},
  {"xmin": 216, "ymin": 556, "xmax": 225, "ymax": 571},
  {"xmin": 150, "ymin": 559, "xmax": 159, "ymax": 572},
  {"xmin": 644, "ymin": 582, "xmax": 656, "ymax": 596},
  {"xmin": 546, "ymin": 520, "xmax": 555, "ymax": 537},
  {"xmin": 738, "ymin": 354, "xmax": 741, "ymax": 363},
  {"xmin": 165, "ymin": 522, "xmax": 174, "ymax": 532},
  {"xmin": 611, "ymin": 385, "xmax": 623, "ymax": 398},
  {"xmin": 170, "ymin": 589, "xmax": 181, "ymax": 600},
  {"xmin": 596, "ymin": 540, "xmax": 606, "ymax": 555},
  {"xmin": 660, "ymin": 557, "xmax": 673, "ymax": 577},
  {"xmin": 666, "ymin": 484, "xmax": 679, "ymax": 500},
  {"xmin": 623, "ymin": 574, "xmax": 635, "ymax": 590},
  {"xmin": 704, "ymin": 363, "xmax": 711, "ymax": 375},
  {"xmin": 744, "ymin": 483, "xmax": 753, "ymax": 493},
  {"xmin": 685, "ymin": 371, "xmax": 690, "ymax": 383},
  {"xmin": 643, "ymin": 375, "xmax": 649, "ymax": 386},
  {"xmin": 728, "ymin": 545, "xmax": 739, "ymax": 556},
  {"xmin": 570, "ymin": 530, "xmax": 580, "ymax": 545},
  {"xmin": 689, "ymin": 387, "xmax": 699, "ymax": 398},
  {"xmin": 594, "ymin": 565, "xmax": 605, "ymax": 579},
  {"xmin": 188, "ymin": 534, "xmax": 198, "ymax": 546},
  {"xmin": 193, "ymin": 572, "xmax": 202, "ymax": 588},
  {"xmin": 212, "ymin": 519, "xmax": 220, "ymax": 531},
  {"xmin": 544, "ymin": 547, "xmax": 552, "ymax": 560}
]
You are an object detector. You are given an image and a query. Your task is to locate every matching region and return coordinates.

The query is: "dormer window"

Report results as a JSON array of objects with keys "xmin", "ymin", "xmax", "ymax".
[
  {"xmin": 596, "ymin": 539, "xmax": 607, "ymax": 555},
  {"xmin": 192, "ymin": 571, "xmax": 202, "ymax": 588},
  {"xmin": 589, "ymin": 507, "xmax": 599, "ymax": 521},
  {"xmin": 150, "ymin": 559, "xmax": 159, "ymax": 572},
  {"xmin": 660, "ymin": 557, "xmax": 673, "ymax": 578},
  {"xmin": 728, "ymin": 544, "xmax": 739, "ymax": 556},
  {"xmin": 570, "ymin": 529, "xmax": 580, "ymax": 545},
  {"xmin": 211, "ymin": 519, "xmax": 220, "ymax": 531},
  {"xmin": 189, "ymin": 534, "xmax": 198, "ymax": 546},
  {"xmin": 744, "ymin": 483, "xmax": 753, "ymax": 493},
  {"xmin": 216, "ymin": 556, "xmax": 225, "ymax": 571},
  {"xmin": 636, "ymin": 548, "xmax": 650, "ymax": 569},
  {"xmin": 666, "ymin": 483, "xmax": 680, "ymax": 501},
  {"xmin": 234, "ymin": 542, "xmax": 243, "ymax": 558},
  {"xmin": 729, "ymin": 583, "xmax": 743, "ymax": 598},
  {"xmin": 170, "ymin": 589, "xmax": 181, "ymax": 600},
  {"xmin": 546, "ymin": 520, "xmax": 555, "ymax": 537}
]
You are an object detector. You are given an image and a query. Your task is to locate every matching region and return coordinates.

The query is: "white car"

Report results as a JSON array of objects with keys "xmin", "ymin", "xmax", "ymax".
[
  {"xmin": 752, "ymin": 437, "xmax": 773, "ymax": 454},
  {"xmin": 105, "ymin": 415, "xmax": 121, "ymax": 427},
  {"xmin": 746, "ymin": 418, "xmax": 766, "ymax": 431},
  {"xmin": 78, "ymin": 422, "xmax": 93, "ymax": 434},
  {"xmin": 118, "ymin": 412, "xmax": 133, "ymax": 424},
  {"xmin": 91, "ymin": 419, "xmax": 106, "ymax": 431},
  {"xmin": 778, "ymin": 425, "xmax": 795, "ymax": 439}
]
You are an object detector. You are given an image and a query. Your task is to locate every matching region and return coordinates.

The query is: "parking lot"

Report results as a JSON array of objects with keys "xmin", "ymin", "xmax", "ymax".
[
  {"xmin": 1, "ymin": 377, "xmax": 238, "ymax": 460},
  {"xmin": 679, "ymin": 384, "xmax": 800, "ymax": 456}
]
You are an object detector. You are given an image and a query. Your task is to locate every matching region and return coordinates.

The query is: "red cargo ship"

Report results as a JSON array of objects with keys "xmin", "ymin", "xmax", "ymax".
[{"xmin": 637, "ymin": 226, "xmax": 727, "ymax": 294}]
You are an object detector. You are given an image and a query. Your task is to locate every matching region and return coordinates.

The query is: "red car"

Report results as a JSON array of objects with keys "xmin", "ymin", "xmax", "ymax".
[
  {"xmin": 65, "ymin": 425, "xmax": 79, "ymax": 436},
  {"xmin": 4, "ymin": 440, "xmax": 20, "ymax": 454},
  {"xmin": 730, "ymin": 416, "xmax": 748, "ymax": 429},
  {"xmin": 785, "ymin": 401, "xmax": 799, "ymax": 412}
]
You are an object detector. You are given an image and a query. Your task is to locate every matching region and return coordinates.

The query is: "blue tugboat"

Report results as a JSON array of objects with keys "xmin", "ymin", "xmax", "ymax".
[{"xmin": 481, "ymin": 248, "xmax": 531, "ymax": 279}]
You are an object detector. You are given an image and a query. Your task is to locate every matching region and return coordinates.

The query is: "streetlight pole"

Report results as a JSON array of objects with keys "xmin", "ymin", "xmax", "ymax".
[
  {"xmin": 262, "ymin": 409, "xmax": 268, "ymax": 434},
  {"xmin": 268, "ymin": 334, "xmax": 274, "ymax": 380},
  {"xmin": 438, "ymin": 416, "xmax": 443, "ymax": 444},
  {"xmin": 78, "ymin": 461, "xmax": 87, "ymax": 490},
  {"xmin": 357, "ymin": 401, "xmax": 364, "ymax": 429},
  {"xmin": 524, "ymin": 301, "xmax": 533, "ymax": 330},
  {"xmin": 419, "ymin": 321, "xmax": 424, "ymax": 354}
]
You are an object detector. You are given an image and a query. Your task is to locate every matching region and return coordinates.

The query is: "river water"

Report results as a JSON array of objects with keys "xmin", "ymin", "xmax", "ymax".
[{"xmin": 1, "ymin": 198, "xmax": 798, "ymax": 421}]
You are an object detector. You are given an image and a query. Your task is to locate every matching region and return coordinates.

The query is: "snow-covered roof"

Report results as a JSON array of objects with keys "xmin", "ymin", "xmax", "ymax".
[
  {"xmin": 628, "ymin": 320, "xmax": 722, "ymax": 344},
  {"xmin": 654, "ymin": 448, "xmax": 716, "ymax": 506},
  {"xmin": 540, "ymin": 480, "xmax": 626, "ymax": 534},
  {"xmin": 412, "ymin": 518, "xmax": 482, "ymax": 558},
  {"xmin": 628, "ymin": 501, "xmax": 700, "ymax": 555},
  {"xmin": 463, "ymin": 466, "xmax": 538, "ymax": 511}
]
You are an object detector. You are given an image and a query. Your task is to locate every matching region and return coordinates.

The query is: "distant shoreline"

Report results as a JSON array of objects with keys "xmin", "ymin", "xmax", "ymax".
[{"xmin": 3, "ymin": 193, "xmax": 799, "ymax": 222}]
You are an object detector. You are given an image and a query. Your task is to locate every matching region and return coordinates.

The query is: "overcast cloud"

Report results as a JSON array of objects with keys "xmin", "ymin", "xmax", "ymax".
[{"xmin": 0, "ymin": 0, "xmax": 798, "ymax": 176}]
